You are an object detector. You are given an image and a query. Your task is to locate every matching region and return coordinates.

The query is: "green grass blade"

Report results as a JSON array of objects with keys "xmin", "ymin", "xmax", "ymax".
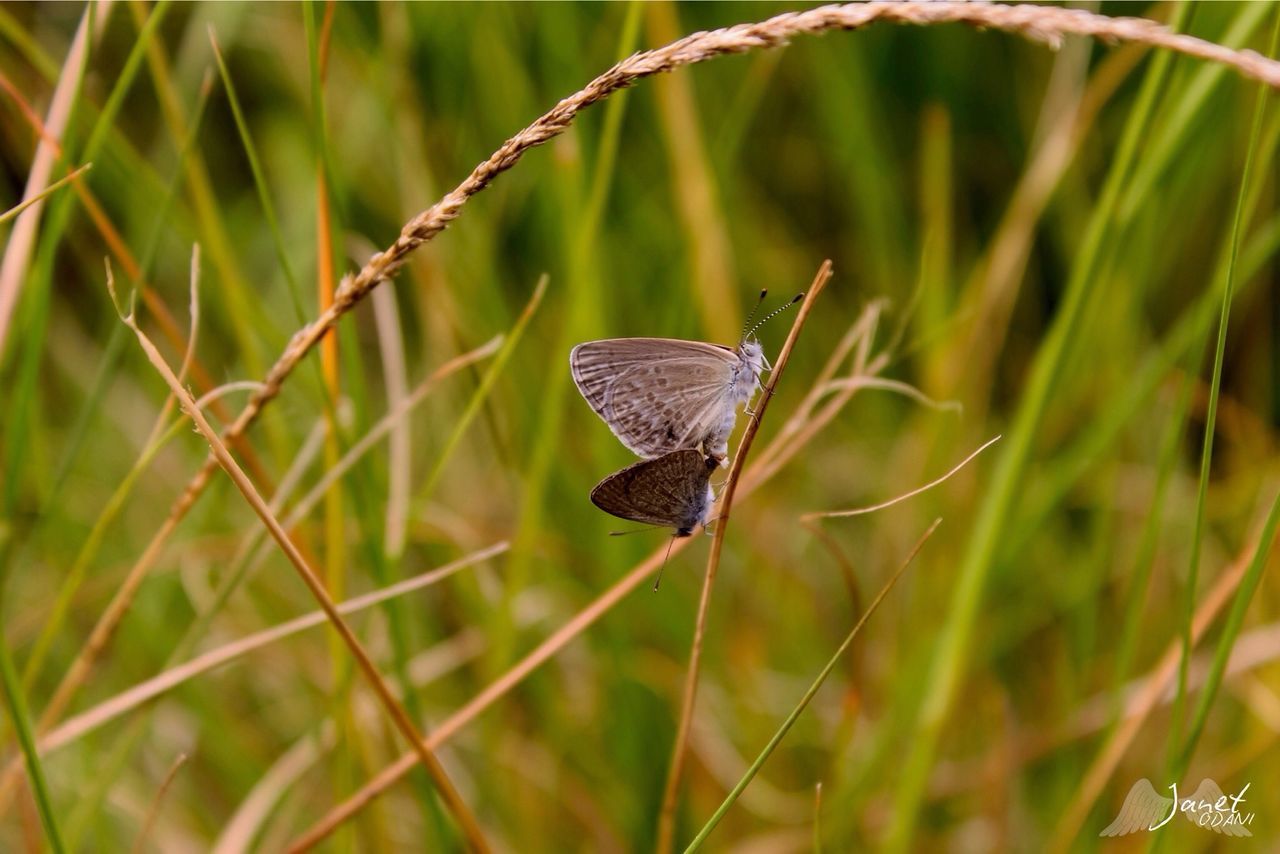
[
  {"xmin": 418, "ymin": 274, "xmax": 548, "ymax": 505},
  {"xmin": 1168, "ymin": 9, "xmax": 1278, "ymax": 775},
  {"xmin": 17, "ymin": 78, "xmax": 215, "ymax": 691},
  {"xmin": 0, "ymin": 162, "xmax": 91, "ymax": 225},
  {"xmin": 209, "ymin": 29, "xmax": 305, "ymax": 325},
  {"xmin": 1175, "ymin": 488, "xmax": 1280, "ymax": 776},
  {"xmin": 0, "ymin": 640, "xmax": 64, "ymax": 852},
  {"xmin": 1109, "ymin": 365, "xmax": 1197, "ymax": 719},
  {"xmin": 885, "ymin": 8, "xmax": 1189, "ymax": 846},
  {"xmin": 685, "ymin": 520, "xmax": 939, "ymax": 852}
]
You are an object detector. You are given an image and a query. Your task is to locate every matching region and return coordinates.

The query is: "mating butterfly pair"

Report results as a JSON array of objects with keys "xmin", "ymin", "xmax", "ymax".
[{"xmin": 570, "ymin": 293, "xmax": 797, "ymax": 535}]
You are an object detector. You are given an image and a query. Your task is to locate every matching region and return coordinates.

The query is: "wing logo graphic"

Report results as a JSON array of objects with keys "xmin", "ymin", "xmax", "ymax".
[{"xmin": 1100, "ymin": 779, "xmax": 1254, "ymax": 837}]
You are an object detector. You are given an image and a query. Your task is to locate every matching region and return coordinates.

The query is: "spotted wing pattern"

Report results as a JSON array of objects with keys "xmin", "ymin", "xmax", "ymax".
[
  {"xmin": 1099, "ymin": 779, "xmax": 1173, "ymax": 836},
  {"xmin": 570, "ymin": 339, "xmax": 740, "ymax": 458},
  {"xmin": 589, "ymin": 449, "xmax": 714, "ymax": 533}
]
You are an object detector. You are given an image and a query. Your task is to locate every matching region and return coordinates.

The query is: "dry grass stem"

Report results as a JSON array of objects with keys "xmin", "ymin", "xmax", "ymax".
[
  {"xmin": 14, "ymin": 336, "xmax": 497, "ymax": 791},
  {"xmin": 371, "ymin": 284, "xmax": 411, "ymax": 556},
  {"xmin": 931, "ymin": 620, "xmax": 1280, "ymax": 803},
  {"xmin": 223, "ymin": 625, "xmax": 503, "ymax": 853},
  {"xmin": 36, "ymin": 543, "xmax": 508, "ymax": 756},
  {"xmin": 286, "ymin": 538, "xmax": 699, "ymax": 852},
  {"xmin": 23, "ymin": 3, "xmax": 1268, "ymax": 843},
  {"xmin": 131, "ymin": 752, "xmax": 187, "ymax": 854},
  {"xmin": 819, "ymin": 376, "xmax": 960, "ymax": 412},
  {"xmin": 283, "ymin": 277, "xmax": 905, "ymax": 851},
  {"xmin": 804, "ymin": 434, "xmax": 1001, "ymax": 520},
  {"xmin": 685, "ymin": 518, "xmax": 941, "ymax": 850},
  {"xmin": 93, "ymin": 8, "xmax": 1280, "ymax": 763},
  {"xmin": 1047, "ymin": 522, "xmax": 1269, "ymax": 852},
  {"xmin": 0, "ymin": 66, "xmax": 262, "ymax": 469},
  {"xmin": 0, "ymin": 5, "xmax": 90, "ymax": 356},
  {"xmin": 106, "ymin": 262, "xmax": 492, "ymax": 853},
  {"xmin": 656, "ymin": 260, "xmax": 833, "ymax": 854},
  {"xmin": 215, "ymin": 732, "xmax": 331, "ymax": 854}
]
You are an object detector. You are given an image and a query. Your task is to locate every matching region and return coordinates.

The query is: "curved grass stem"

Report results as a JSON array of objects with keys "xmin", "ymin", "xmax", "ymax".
[
  {"xmin": 109, "ymin": 262, "xmax": 492, "ymax": 853},
  {"xmin": 655, "ymin": 260, "xmax": 833, "ymax": 854}
]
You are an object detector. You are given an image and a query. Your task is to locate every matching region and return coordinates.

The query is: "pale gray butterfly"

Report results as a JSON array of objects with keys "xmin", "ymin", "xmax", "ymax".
[
  {"xmin": 570, "ymin": 292, "xmax": 800, "ymax": 464},
  {"xmin": 589, "ymin": 448, "xmax": 717, "ymax": 536}
]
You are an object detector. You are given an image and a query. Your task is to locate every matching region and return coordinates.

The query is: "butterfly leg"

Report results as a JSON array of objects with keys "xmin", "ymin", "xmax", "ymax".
[{"xmin": 744, "ymin": 384, "xmax": 775, "ymax": 423}]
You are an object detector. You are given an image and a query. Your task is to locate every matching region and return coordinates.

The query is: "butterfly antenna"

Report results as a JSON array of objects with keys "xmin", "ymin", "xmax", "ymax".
[
  {"xmin": 653, "ymin": 535, "xmax": 677, "ymax": 591},
  {"xmin": 739, "ymin": 289, "xmax": 768, "ymax": 344},
  {"xmin": 745, "ymin": 292, "xmax": 804, "ymax": 340}
]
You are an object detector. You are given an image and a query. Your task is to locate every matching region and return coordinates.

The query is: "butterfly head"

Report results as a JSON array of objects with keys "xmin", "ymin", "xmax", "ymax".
[{"xmin": 736, "ymin": 339, "xmax": 769, "ymax": 379}]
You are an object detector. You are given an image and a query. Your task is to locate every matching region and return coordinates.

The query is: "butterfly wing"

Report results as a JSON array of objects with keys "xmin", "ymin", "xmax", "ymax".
[
  {"xmin": 571, "ymin": 339, "xmax": 739, "ymax": 457},
  {"xmin": 590, "ymin": 449, "xmax": 714, "ymax": 532}
]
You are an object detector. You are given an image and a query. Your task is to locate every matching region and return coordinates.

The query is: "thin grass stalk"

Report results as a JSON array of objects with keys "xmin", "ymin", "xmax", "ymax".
[
  {"xmin": 0, "ymin": 340, "xmax": 498, "ymax": 823},
  {"xmin": 648, "ymin": 1, "xmax": 738, "ymax": 343},
  {"xmin": 656, "ymin": 261, "xmax": 833, "ymax": 854},
  {"xmin": 287, "ymin": 297, "xmax": 887, "ymax": 850},
  {"xmin": 0, "ymin": 638, "xmax": 63, "ymax": 852},
  {"xmin": 685, "ymin": 519, "xmax": 941, "ymax": 852},
  {"xmin": 76, "ymin": 8, "xmax": 1280, "ymax": 805},
  {"xmin": 1048, "ymin": 519, "xmax": 1269, "ymax": 850},
  {"xmin": 0, "ymin": 4, "xmax": 99, "ymax": 560},
  {"xmin": 813, "ymin": 783, "xmax": 823, "ymax": 854},
  {"xmin": 108, "ymin": 267, "xmax": 492, "ymax": 854},
  {"xmin": 885, "ymin": 13, "xmax": 1185, "ymax": 843},
  {"xmin": 369, "ymin": 274, "xmax": 445, "ymax": 838},
  {"xmin": 494, "ymin": 10, "xmax": 641, "ymax": 668},
  {"xmin": 1109, "ymin": 367, "xmax": 1197, "ymax": 723},
  {"xmin": 126, "ymin": 0, "xmax": 274, "ymax": 382},
  {"xmin": 130, "ymin": 752, "xmax": 187, "ymax": 854},
  {"xmin": 36, "ymin": 543, "xmax": 506, "ymax": 756},
  {"xmin": 20, "ymin": 248, "xmax": 201, "ymax": 689},
  {"xmin": 1176, "ymin": 488, "xmax": 1280, "ymax": 777},
  {"xmin": 0, "ymin": 3, "xmax": 90, "ymax": 359},
  {"xmin": 1169, "ymin": 13, "xmax": 1279, "ymax": 776},
  {"xmin": 300, "ymin": 0, "xmax": 362, "ymax": 831},
  {"xmin": 1118, "ymin": 2, "xmax": 1276, "ymax": 225},
  {"xmin": 42, "ymin": 10, "xmax": 1280, "ymax": 819},
  {"xmin": 0, "ymin": 162, "xmax": 91, "ymax": 225},
  {"xmin": 418, "ymin": 275, "xmax": 548, "ymax": 504},
  {"xmin": 208, "ymin": 27, "xmax": 304, "ymax": 322},
  {"xmin": 803, "ymin": 435, "xmax": 1000, "ymax": 520}
]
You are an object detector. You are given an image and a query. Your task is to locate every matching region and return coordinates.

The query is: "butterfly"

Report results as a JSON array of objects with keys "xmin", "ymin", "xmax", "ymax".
[
  {"xmin": 570, "ymin": 293, "xmax": 799, "ymax": 464},
  {"xmin": 589, "ymin": 448, "xmax": 717, "ymax": 536}
]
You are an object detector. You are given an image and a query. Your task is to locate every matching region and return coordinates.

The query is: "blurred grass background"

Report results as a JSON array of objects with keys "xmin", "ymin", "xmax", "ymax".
[{"xmin": 1, "ymin": 1, "xmax": 1279, "ymax": 851}]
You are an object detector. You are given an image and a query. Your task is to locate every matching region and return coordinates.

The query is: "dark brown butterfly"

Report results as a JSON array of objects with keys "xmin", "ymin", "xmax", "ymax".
[{"xmin": 589, "ymin": 448, "xmax": 717, "ymax": 536}]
